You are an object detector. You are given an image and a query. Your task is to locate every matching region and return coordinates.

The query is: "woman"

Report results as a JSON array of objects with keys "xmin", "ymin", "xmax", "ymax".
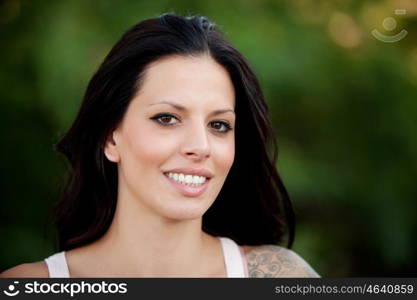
[{"xmin": 2, "ymin": 13, "xmax": 319, "ymax": 278}]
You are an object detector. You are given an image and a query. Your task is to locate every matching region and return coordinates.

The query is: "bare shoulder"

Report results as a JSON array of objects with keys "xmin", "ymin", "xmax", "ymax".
[
  {"xmin": 242, "ymin": 245, "xmax": 320, "ymax": 278},
  {"xmin": 0, "ymin": 261, "xmax": 49, "ymax": 278}
]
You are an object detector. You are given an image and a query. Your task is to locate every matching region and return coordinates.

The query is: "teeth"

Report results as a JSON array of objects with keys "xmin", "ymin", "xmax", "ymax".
[{"xmin": 166, "ymin": 172, "xmax": 207, "ymax": 186}]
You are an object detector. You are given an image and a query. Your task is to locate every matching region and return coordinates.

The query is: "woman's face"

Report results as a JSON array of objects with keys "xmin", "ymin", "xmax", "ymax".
[{"xmin": 104, "ymin": 55, "xmax": 236, "ymax": 221}]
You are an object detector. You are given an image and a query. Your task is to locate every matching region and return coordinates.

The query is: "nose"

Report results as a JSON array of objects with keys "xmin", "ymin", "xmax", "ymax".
[{"xmin": 180, "ymin": 122, "xmax": 211, "ymax": 161}]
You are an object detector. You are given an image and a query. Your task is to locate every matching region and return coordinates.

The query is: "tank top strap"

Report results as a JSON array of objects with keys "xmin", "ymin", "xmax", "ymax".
[
  {"xmin": 219, "ymin": 237, "xmax": 248, "ymax": 278},
  {"xmin": 44, "ymin": 252, "xmax": 70, "ymax": 278}
]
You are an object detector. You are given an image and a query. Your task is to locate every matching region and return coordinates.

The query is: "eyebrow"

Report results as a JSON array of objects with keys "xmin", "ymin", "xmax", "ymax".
[{"xmin": 149, "ymin": 101, "xmax": 235, "ymax": 116}]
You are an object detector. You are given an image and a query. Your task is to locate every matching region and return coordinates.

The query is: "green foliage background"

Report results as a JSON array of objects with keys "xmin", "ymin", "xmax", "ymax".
[{"xmin": 1, "ymin": 0, "xmax": 416, "ymax": 276}]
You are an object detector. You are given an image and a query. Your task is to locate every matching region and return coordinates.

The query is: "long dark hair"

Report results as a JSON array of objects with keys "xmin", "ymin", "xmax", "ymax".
[{"xmin": 55, "ymin": 13, "xmax": 295, "ymax": 251}]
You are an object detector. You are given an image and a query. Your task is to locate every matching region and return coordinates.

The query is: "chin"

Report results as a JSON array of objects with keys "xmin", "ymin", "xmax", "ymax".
[{"xmin": 157, "ymin": 200, "xmax": 213, "ymax": 221}]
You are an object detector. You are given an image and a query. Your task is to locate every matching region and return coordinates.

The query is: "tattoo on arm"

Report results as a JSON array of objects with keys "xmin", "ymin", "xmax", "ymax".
[{"xmin": 246, "ymin": 245, "xmax": 320, "ymax": 278}]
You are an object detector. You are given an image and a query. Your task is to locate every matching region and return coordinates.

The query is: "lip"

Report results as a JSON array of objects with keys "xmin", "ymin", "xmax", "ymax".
[{"xmin": 163, "ymin": 173, "xmax": 210, "ymax": 197}]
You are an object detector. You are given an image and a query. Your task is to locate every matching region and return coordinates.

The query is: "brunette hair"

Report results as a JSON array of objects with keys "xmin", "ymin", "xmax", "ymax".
[{"xmin": 55, "ymin": 13, "xmax": 295, "ymax": 251}]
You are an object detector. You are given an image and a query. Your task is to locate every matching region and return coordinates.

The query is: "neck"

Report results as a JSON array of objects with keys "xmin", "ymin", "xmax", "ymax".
[{"xmin": 86, "ymin": 192, "xmax": 220, "ymax": 277}]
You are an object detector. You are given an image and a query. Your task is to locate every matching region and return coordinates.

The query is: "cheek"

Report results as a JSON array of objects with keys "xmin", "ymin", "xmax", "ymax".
[
  {"xmin": 213, "ymin": 136, "xmax": 235, "ymax": 175},
  {"xmin": 122, "ymin": 121, "xmax": 175, "ymax": 169}
]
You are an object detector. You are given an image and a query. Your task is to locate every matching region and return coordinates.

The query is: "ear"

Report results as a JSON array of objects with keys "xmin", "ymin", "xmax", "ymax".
[{"xmin": 103, "ymin": 131, "xmax": 120, "ymax": 163}]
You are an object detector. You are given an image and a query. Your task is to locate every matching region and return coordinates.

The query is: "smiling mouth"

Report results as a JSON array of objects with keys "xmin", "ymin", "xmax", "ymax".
[
  {"xmin": 163, "ymin": 172, "xmax": 210, "ymax": 198},
  {"xmin": 163, "ymin": 172, "xmax": 210, "ymax": 187}
]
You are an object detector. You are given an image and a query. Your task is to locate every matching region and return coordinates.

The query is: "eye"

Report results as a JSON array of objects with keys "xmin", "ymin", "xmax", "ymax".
[
  {"xmin": 150, "ymin": 113, "xmax": 179, "ymax": 126},
  {"xmin": 210, "ymin": 121, "xmax": 233, "ymax": 133}
]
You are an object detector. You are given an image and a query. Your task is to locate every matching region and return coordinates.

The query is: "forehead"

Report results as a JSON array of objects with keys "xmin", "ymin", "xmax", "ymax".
[{"xmin": 134, "ymin": 55, "xmax": 235, "ymax": 109}]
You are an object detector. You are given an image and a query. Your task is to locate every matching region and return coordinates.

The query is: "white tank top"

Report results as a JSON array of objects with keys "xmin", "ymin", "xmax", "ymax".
[{"xmin": 44, "ymin": 237, "xmax": 248, "ymax": 278}]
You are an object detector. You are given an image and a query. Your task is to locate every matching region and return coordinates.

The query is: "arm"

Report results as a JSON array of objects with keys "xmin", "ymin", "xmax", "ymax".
[
  {"xmin": 0, "ymin": 262, "xmax": 49, "ymax": 278},
  {"xmin": 244, "ymin": 245, "xmax": 320, "ymax": 278}
]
